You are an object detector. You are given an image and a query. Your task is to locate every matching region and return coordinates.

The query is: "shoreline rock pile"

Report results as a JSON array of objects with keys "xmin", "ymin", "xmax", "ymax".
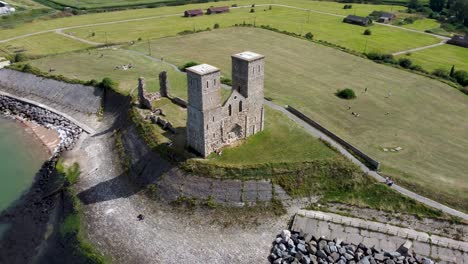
[
  {"xmin": 0, "ymin": 95, "xmax": 83, "ymax": 154},
  {"xmin": 270, "ymin": 230, "xmax": 435, "ymax": 264}
]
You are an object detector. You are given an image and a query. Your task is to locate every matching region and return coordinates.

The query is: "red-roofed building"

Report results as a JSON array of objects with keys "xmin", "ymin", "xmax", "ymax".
[
  {"xmin": 184, "ymin": 9, "xmax": 203, "ymax": 17},
  {"xmin": 207, "ymin": 6, "xmax": 229, "ymax": 15}
]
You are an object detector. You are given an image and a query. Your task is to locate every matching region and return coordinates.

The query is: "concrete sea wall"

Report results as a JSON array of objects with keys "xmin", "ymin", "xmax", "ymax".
[
  {"xmin": 291, "ymin": 210, "xmax": 468, "ymax": 264},
  {"xmin": 0, "ymin": 69, "xmax": 103, "ymax": 129}
]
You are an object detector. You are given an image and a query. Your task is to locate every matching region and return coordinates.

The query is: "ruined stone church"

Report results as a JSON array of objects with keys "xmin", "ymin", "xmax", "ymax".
[{"xmin": 186, "ymin": 51, "xmax": 265, "ymax": 157}]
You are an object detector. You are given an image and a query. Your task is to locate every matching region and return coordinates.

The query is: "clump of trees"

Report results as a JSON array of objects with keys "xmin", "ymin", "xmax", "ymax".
[
  {"xmin": 343, "ymin": 4, "xmax": 352, "ymax": 9},
  {"xmin": 409, "ymin": 0, "xmax": 468, "ymax": 32},
  {"xmin": 336, "ymin": 88, "xmax": 356, "ymax": 99},
  {"xmin": 363, "ymin": 29, "xmax": 372, "ymax": 35},
  {"xmin": 304, "ymin": 32, "xmax": 314, "ymax": 39}
]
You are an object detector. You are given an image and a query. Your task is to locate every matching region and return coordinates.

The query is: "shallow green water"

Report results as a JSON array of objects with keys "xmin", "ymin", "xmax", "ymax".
[{"xmin": 0, "ymin": 117, "xmax": 49, "ymax": 213}]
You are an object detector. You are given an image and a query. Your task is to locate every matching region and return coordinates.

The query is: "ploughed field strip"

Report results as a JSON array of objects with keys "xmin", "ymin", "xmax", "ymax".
[{"xmin": 129, "ymin": 27, "xmax": 468, "ymax": 212}]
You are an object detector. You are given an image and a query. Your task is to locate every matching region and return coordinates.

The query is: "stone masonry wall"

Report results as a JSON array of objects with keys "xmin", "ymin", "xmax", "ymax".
[{"xmin": 291, "ymin": 210, "xmax": 468, "ymax": 264}]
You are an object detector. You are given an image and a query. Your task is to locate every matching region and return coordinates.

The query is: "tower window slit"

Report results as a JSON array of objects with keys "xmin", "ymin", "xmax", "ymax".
[
  {"xmin": 228, "ymin": 104, "xmax": 232, "ymax": 116},
  {"xmin": 239, "ymin": 101, "xmax": 243, "ymax": 112}
]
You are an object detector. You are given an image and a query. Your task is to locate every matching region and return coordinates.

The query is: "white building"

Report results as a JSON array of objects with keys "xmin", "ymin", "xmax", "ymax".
[{"xmin": 0, "ymin": 1, "xmax": 15, "ymax": 15}]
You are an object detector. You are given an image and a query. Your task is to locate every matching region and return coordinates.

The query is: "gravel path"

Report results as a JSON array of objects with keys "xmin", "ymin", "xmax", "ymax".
[{"xmin": 392, "ymin": 40, "xmax": 447, "ymax": 56}]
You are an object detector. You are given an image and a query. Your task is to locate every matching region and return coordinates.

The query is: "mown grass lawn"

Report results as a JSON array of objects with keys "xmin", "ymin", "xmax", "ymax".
[
  {"xmin": 130, "ymin": 27, "xmax": 468, "ymax": 212},
  {"xmin": 24, "ymin": 49, "xmax": 187, "ymax": 96},
  {"xmin": 0, "ymin": 32, "xmax": 92, "ymax": 57},
  {"xmin": 397, "ymin": 44, "xmax": 468, "ymax": 73},
  {"xmin": 401, "ymin": 18, "xmax": 441, "ymax": 31},
  {"xmin": 65, "ymin": 5, "xmax": 438, "ymax": 54},
  {"xmin": 205, "ymin": 107, "xmax": 338, "ymax": 165}
]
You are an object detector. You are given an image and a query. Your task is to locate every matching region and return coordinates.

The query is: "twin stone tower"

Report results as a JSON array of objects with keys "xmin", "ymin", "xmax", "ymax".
[{"xmin": 186, "ymin": 51, "xmax": 265, "ymax": 157}]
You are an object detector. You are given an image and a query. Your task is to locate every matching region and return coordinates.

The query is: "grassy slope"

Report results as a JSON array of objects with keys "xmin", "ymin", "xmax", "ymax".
[
  {"xmin": 25, "ymin": 49, "xmax": 187, "ymax": 95},
  {"xmin": 130, "ymin": 27, "xmax": 468, "ymax": 211},
  {"xmin": 397, "ymin": 44, "xmax": 468, "ymax": 73},
  {"xmin": 64, "ymin": 6, "xmax": 439, "ymax": 54},
  {"xmin": 205, "ymin": 107, "xmax": 337, "ymax": 165},
  {"xmin": 0, "ymin": 32, "xmax": 92, "ymax": 56}
]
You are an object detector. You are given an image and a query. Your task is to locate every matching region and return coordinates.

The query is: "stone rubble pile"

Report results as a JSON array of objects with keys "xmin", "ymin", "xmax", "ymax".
[
  {"xmin": 0, "ymin": 95, "xmax": 83, "ymax": 154},
  {"xmin": 270, "ymin": 230, "xmax": 435, "ymax": 264}
]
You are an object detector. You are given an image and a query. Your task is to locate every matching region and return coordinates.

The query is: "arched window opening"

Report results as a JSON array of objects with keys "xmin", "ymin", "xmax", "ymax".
[
  {"xmin": 239, "ymin": 101, "xmax": 243, "ymax": 112},
  {"xmin": 206, "ymin": 81, "xmax": 209, "ymax": 88},
  {"xmin": 228, "ymin": 104, "xmax": 232, "ymax": 116}
]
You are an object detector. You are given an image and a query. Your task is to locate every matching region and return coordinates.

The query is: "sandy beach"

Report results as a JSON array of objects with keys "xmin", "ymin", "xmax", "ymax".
[{"xmin": 15, "ymin": 117, "xmax": 60, "ymax": 155}]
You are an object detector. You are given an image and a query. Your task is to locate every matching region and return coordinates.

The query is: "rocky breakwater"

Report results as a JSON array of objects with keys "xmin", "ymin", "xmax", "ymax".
[
  {"xmin": 0, "ymin": 95, "xmax": 83, "ymax": 263},
  {"xmin": 0, "ymin": 95, "xmax": 83, "ymax": 153},
  {"xmin": 270, "ymin": 230, "xmax": 435, "ymax": 264}
]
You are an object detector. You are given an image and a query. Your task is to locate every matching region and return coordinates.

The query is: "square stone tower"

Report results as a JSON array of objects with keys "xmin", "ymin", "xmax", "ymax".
[
  {"xmin": 186, "ymin": 52, "xmax": 265, "ymax": 157},
  {"xmin": 186, "ymin": 64, "xmax": 222, "ymax": 156},
  {"xmin": 231, "ymin": 51, "xmax": 265, "ymax": 136}
]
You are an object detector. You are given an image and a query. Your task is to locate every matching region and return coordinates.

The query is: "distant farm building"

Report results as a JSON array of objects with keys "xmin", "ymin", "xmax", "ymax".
[
  {"xmin": 0, "ymin": 1, "xmax": 15, "ymax": 15},
  {"xmin": 184, "ymin": 9, "xmax": 203, "ymax": 17},
  {"xmin": 343, "ymin": 15, "xmax": 372, "ymax": 26},
  {"xmin": 207, "ymin": 6, "xmax": 229, "ymax": 15},
  {"xmin": 447, "ymin": 35, "xmax": 468, "ymax": 48},
  {"xmin": 377, "ymin": 12, "xmax": 396, "ymax": 23}
]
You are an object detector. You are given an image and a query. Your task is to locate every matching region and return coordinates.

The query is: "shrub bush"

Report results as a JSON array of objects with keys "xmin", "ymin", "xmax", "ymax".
[
  {"xmin": 220, "ymin": 77, "xmax": 232, "ymax": 86},
  {"xmin": 214, "ymin": 23, "xmax": 219, "ymax": 29},
  {"xmin": 453, "ymin": 70, "xmax": 468, "ymax": 86},
  {"xmin": 366, "ymin": 52, "xmax": 396, "ymax": 64},
  {"xmin": 432, "ymin": 68, "xmax": 450, "ymax": 78},
  {"xmin": 336, "ymin": 88, "xmax": 357, "ymax": 99},
  {"xmin": 343, "ymin": 4, "xmax": 352, "ymax": 9},
  {"xmin": 398, "ymin": 58, "xmax": 413, "ymax": 69},
  {"xmin": 363, "ymin": 29, "xmax": 372, "ymax": 35},
  {"xmin": 179, "ymin": 61, "xmax": 199, "ymax": 71},
  {"xmin": 99, "ymin": 77, "xmax": 118, "ymax": 91},
  {"xmin": 250, "ymin": 8, "xmax": 255, "ymax": 13},
  {"xmin": 14, "ymin": 53, "xmax": 28, "ymax": 62},
  {"xmin": 304, "ymin": 32, "xmax": 314, "ymax": 40}
]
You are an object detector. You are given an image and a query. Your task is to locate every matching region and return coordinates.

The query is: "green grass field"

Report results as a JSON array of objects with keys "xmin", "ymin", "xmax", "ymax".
[
  {"xmin": 24, "ymin": 49, "xmax": 187, "ymax": 95},
  {"xmin": 205, "ymin": 107, "xmax": 338, "ymax": 165},
  {"xmin": 41, "ymin": 0, "xmax": 175, "ymax": 9},
  {"xmin": 129, "ymin": 27, "xmax": 468, "ymax": 212},
  {"xmin": 64, "ymin": 5, "xmax": 439, "ymax": 54},
  {"xmin": 397, "ymin": 44, "xmax": 468, "ymax": 73},
  {"xmin": 0, "ymin": 0, "xmax": 406, "ymax": 40},
  {"xmin": 0, "ymin": 32, "xmax": 92, "ymax": 57},
  {"xmin": 7, "ymin": 0, "xmax": 48, "ymax": 9},
  {"xmin": 401, "ymin": 18, "xmax": 440, "ymax": 31}
]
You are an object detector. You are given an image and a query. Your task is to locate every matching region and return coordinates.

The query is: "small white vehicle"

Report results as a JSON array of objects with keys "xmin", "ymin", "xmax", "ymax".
[{"xmin": 0, "ymin": 1, "xmax": 16, "ymax": 15}]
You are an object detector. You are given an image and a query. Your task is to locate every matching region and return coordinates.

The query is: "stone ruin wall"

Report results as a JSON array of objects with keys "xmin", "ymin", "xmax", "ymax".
[{"xmin": 186, "ymin": 52, "xmax": 265, "ymax": 157}]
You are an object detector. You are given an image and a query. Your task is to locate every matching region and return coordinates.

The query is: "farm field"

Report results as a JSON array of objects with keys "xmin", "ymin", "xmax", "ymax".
[
  {"xmin": 0, "ymin": 0, "xmax": 405, "ymax": 40},
  {"xmin": 64, "ymin": 6, "xmax": 439, "ymax": 54},
  {"xmin": 130, "ymin": 27, "xmax": 468, "ymax": 211},
  {"xmin": 40, "ymin": 0, "xmax": 177, "ymax": 9},
  {"xmin": 0, "ymin": 32, "xmax": 92, "ymax": 57},
  {"xmin": 397, "ymin": 45, "xmax": 468, "ymax": 73},
  {"xmin": 23, "ymin": 49, "xmax": 187, "ymax": 96}
]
